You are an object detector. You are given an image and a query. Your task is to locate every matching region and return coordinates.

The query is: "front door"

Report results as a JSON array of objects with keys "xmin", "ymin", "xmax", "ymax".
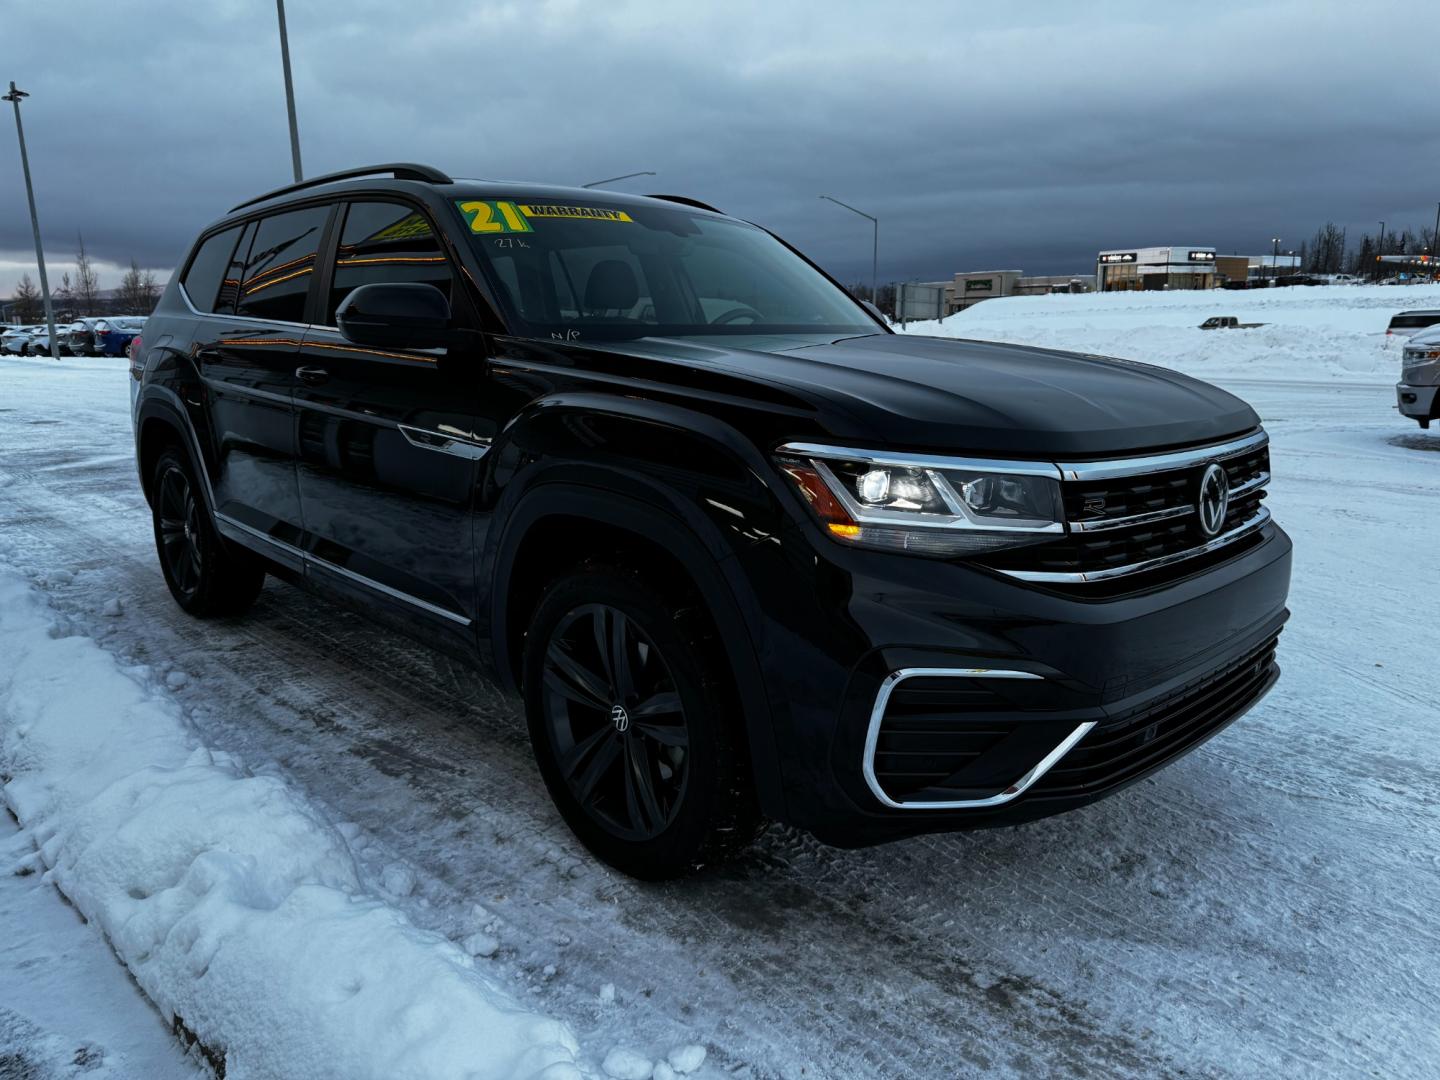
[{"xmin": 293, "ymin": 199, "xmax": 494, "ymax": 628}]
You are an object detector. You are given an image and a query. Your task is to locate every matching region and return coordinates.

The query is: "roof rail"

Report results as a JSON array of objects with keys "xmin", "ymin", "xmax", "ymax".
[
  {"xmin": 229, "ymin": 163, "xmax": 453, "ymax": 212},
  {"xmin": 647, "ymin": 194, "xmax": 724, "ymax": 214}
]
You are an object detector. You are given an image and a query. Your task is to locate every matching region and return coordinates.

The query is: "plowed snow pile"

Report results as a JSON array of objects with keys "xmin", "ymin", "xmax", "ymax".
[
  {"xmin": 901, "ymin": 282, "xmax": 1440, "ymax": 382},
  {"xmin": 0, "ymin": 572, "xmax": 582, "ymax": 1080}
]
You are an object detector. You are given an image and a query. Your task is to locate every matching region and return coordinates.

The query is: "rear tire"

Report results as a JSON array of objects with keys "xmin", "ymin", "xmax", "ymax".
[
  {"xmin": 523, "ymin": 564, "xmax": 761, "ymax": 879},
  {"xmin": 151, "ymin": 446, "xmax": 265, "ymax": 616}
]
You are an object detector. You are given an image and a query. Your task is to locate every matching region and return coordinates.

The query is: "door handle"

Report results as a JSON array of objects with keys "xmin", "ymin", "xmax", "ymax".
[{"xmin": 295, "ymin": 366, "xmax": 330, "ymax": 386}]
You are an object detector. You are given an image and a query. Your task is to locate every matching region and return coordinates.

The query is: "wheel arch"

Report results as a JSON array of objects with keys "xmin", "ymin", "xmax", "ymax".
[{"xmin": 490, "ymin": 484, "xmax": 787, "ymax": 821}]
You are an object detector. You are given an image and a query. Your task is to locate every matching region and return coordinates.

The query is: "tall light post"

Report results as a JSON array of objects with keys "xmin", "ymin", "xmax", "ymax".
[
  {"xmin": 581, "ymin": 171, "xmax": 655, "ymax": 189},
  {"xmin": 1377, "ymin": 221, "xmax": 1386, "ymax": 282},
  {"xmin": 3, "ymin": 82, "xmax": 59, "ymax": 358},
  {"xmin": 1270, "ymin": 237, "xmax": 1281, "ymax": 281},
  {"xmin": 820, "ymin": 195, "xmax": 878, "ymax": 305},
  {"xmin": 276, "ymin": 0, "xmax": 303, "ymax": 181}
]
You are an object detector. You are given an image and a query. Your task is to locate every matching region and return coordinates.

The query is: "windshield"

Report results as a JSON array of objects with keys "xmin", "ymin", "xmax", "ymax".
[{"xmin": 454, "ymin": 198, "xmax": 877, "ymax": 344}]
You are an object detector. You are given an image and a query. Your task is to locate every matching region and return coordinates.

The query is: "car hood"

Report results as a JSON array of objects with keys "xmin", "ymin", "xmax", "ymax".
[{"xmin": 617, "ymin": 333, "xmax": 1260, "ymax": 457}]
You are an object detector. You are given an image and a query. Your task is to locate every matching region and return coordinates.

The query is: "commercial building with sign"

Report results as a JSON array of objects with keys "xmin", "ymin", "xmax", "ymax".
[
  {"xmin": 1096, "ymin": 246, "xmax": 1217, "ymax": 291},
  {"xmin": 943, "ymin": 270, "xmax": 1094, "ymax": 314}
]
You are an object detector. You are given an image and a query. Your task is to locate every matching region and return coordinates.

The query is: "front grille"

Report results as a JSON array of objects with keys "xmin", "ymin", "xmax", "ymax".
[
  {"xmin": 981, "ymin": 431, "xmax": 1271, "ymax": 587},
  {"xmin": 870, "ymin": 677, "xmax": 1016, "ymax": 800},
  {"xmin": 1029, "ymin": 633, "xmax": 1279, "ymax": 799}
]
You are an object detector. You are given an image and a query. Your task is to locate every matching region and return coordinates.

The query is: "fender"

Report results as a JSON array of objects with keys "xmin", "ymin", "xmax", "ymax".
[
  {"xmin": 134, "ymin": 387, "xmax": 217, "ymax": 513},
  {"xmin": 483, "ymin": 393, "xmax": 796, "ymax": 821}
]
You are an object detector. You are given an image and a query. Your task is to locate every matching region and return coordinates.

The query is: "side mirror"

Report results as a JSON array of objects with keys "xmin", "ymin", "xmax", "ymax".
[
  {"xmin": 861, "ymin": 300, "xmax": 887, "ymax": 324},
  {"xmin": 336, "ymin": 283, "xmax": 451, "ymax": 350}
]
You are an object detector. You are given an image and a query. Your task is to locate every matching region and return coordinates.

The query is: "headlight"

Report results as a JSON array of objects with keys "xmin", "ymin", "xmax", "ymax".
[{"xmin": 775, "ymin": 444, "xmax": 1064, "ymax": 556}]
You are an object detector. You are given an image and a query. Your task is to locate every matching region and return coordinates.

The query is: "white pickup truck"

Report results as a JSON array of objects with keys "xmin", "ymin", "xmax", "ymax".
[
  {"xmin": 1399, "ymin": 325, "xmax": 1440, "ymax": 429},
  {"xmin": 1199, "ymin": 316, "xmax": 1264, "ymax": 330}
]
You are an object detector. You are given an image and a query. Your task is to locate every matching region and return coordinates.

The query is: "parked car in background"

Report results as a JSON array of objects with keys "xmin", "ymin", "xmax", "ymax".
[
  {"xmin": 1, "ymin": 325, "xmax": 41, "ymax": 355},
  {"xmin": 62, "ymin": 317, "xmax": 104, "ymax": 356},
  {"xmin": 24, "ymin": 329, "xmax": 56, "ymax": 356},
  {"xmin": 1386, "ymin": 310, "xmax": 1440, "ymax": 339},
  {"xmin": 1398, "ymin": 326, "xmax": 1440, "ymax": 429},
  {"xmin": 94, "ymin": 316, "xmax": 145, "ymax": 356}
]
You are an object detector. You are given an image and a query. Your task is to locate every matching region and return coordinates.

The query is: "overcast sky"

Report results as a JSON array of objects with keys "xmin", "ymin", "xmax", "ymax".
[{"xmin": 3, "ymin": 0, "xmax": 1439, "ymax": 294}]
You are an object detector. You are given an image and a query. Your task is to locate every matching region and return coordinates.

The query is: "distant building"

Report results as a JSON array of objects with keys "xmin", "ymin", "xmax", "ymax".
[
  {"xmin": 1096, "ymin": 246, "xmax": 1216, "ymax": 291},
  {"xmin": 1211, "ymin": 255, "xmax": 1303, "ymax": 285},
  {"xmin": 943, "ymin": 270, "xmax": 1094, "ymax": 315}
]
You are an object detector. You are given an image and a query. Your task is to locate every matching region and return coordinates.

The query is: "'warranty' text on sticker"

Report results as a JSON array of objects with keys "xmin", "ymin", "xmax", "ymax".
[{"xmin": 518, "ymin": 204, "xmax": 634, "ymax": 223}]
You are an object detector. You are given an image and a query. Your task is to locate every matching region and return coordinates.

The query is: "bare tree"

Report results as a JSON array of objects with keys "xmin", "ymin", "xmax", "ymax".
[
  {"xmin": 74, "ymin": 235, "xmax": 101, "ymax": 315},
  {"xmin": 52, "ymin": 270, "xmax": 74, "ymax": 315},
  {"xmin": 12, "ymin": 273, "xmax": 42, "ymax": 322},
  {"xmin": 139, "ymin": 268, "xmax": 161, "ymax": 311},
  {"xmin": 117, "ymin": 259, "xmax": 147, "ymax": 312}
]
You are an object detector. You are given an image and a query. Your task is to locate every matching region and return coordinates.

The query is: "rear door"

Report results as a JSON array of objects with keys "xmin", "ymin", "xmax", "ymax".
[
  {"xmin": 293, "ymin": 198, "xmax": 494, "ymax": 628},
  {"xmin": 193, "ymin": 204, "xmax": 333, "ymax": 565}
]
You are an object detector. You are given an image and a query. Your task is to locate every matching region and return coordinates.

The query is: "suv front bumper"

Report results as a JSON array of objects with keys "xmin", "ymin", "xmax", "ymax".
[
  {"xmin": 744, "ymin": 518, "xmax": 1292, "ymax": 844},
  {"xmin": 1397, "ymin": 383, "xmax": 1438, "ymax": 422}
]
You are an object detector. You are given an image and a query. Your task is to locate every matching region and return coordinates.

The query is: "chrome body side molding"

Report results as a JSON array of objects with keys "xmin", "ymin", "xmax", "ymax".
[{"xmin": 214, "ymin": 512, "xmax": 472, "ymax": 627}]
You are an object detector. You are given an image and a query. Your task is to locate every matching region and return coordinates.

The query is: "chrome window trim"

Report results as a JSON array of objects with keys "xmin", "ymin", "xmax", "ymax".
[
  {"xmin": 215, "ymin": 512, "xmax": 472, "ymax": 626},
  {"xmin": 998, "ymin": 506, "xmax": 1272, "ymax": 583},
  {"xmin": 777, "ymin": 442, "xmax": 1063, "ymax": 479},
  {"xmin": 1056, "ymin": 429, "xmax": 1268, "ymax": 483},
  {"xmin": 178, "ymin": 281, "xmax": 314, "ymax": 330},
  {"xmin": 863, "ymin": 666, "xmax": 1096, "ymax": 811}
]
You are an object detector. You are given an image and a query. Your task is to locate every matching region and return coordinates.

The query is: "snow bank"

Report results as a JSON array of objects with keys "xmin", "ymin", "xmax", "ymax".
[
  {"xmin": 900, "ymin": 282, "xmax": 1440, "ymax": 383},
  {"xmin": 0, "ymin": 571, "xmax": 582, "ymax": 1080}
]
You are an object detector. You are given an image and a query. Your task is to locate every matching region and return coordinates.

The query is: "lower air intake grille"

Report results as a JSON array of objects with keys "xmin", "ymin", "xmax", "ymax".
[{"xmin": 1029, "ymin": 634, "xmax": 1280, "ymax": 800}]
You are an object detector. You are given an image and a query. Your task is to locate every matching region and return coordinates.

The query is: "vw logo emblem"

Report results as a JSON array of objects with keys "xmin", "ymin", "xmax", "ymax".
[
  {"xmin": 610, "ymin": 704, "xmax": 630, "ymax": 733},
  {"xmin": 1197, "ymin": 462, "xmax": 1230, "ymax": 538}
]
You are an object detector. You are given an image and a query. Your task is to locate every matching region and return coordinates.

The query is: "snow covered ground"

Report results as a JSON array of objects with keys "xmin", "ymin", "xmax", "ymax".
[
  {"xmin": 2, "ymin": 282, "xmax": 1438, "ymax": 1079},
  {"xmin": 901, "ymin": 280, "xmax": 1440, "ymax": 383}
]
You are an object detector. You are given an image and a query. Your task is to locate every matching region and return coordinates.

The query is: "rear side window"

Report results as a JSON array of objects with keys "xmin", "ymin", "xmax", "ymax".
[
  {"xmin": 326, "ymin": 201, "xmax": 453, "ymax": 323},
  {"xmin": 1389, "ymin": 313, "xmax": 1440, "ymax": 330},
  {"xmin": 236, "ymin": 205, "xmax": 331, "ymax": 323},
  {"xmin": 181, "ymin": 226, "xmax": 241, "ymax": 313}
]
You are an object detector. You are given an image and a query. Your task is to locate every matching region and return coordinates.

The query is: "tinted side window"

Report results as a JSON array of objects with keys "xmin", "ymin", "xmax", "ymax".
[
  {"xmin": 236, "ymin": 205, "xmax": 331, "ymax": 323},
  {"xmin": 215, "ymin": 220, "xmax": 256, "ymax": 315},
  {"xmin": 327, "ymin": 202, "xmax": 452, "ymax": 323},
  {"xmin": 181, "ymin": 226, "xmax": 241, "ymax": 313}
]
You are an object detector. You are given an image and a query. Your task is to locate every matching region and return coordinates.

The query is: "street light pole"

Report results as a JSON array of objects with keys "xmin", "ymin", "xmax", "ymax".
[
  {"xmin": 1377, "ymin": 221, "xmax": 1386, "ymax": 282},
  {"xmin": 580, "ymin": 171, "xmax": 656, "ymax": 189},
  {"xmin": 276, "ymin": 0, "xmax": 303, "ymax": 181},
  {"xmin": 3, "ymin": 82, "xmax": 59, "ymax": 359},
  {"xmin": 1270, "ymin": 237, "xmax": 1281, "ymax": 281},
  {"xmin": 820, "ymin": 195, "xmax": 878, "ymax": 306}
]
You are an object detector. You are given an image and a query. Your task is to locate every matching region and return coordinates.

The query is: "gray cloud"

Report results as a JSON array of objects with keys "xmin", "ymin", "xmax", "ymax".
[{"xmin": 3, "ymin": 0, "xmax": 1438, "ymax": 294}]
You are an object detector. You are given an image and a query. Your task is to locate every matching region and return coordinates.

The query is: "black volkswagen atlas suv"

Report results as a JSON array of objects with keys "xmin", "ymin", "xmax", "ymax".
[{"xmin": 130, "ymin": 164, "xmax": 1291, "ymax": 878}]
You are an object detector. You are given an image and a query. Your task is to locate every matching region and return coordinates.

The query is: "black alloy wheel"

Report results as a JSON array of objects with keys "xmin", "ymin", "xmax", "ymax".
[
  {"xmin": 541, "ymin": 602, "xmax": 691, "ymax": 842},
  {"xmin": 157, "ymin": 462, "xmax": 204, "ymax": 601},
  {"xmin": 150, "ymin": 446, "xmax": 265, "ymax": 616},
  {"xmin": 524, "ymin": 566, "xmax": 761, "ymax": 878}
]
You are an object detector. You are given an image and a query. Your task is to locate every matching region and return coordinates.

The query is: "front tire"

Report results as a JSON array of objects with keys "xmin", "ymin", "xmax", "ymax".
[
  {"xmin": 150, "ymin": 446, "xmax": 265, "ymax": 616},
  {"xmin": 523, "ymin": 565, "xmax": 760, "ymax": 879}
]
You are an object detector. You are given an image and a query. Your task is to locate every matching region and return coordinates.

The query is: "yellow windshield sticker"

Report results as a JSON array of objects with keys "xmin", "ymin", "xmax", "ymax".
[{"xmin": 457, "ymin": 200, "xmax": 534, "ymax": 234}]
